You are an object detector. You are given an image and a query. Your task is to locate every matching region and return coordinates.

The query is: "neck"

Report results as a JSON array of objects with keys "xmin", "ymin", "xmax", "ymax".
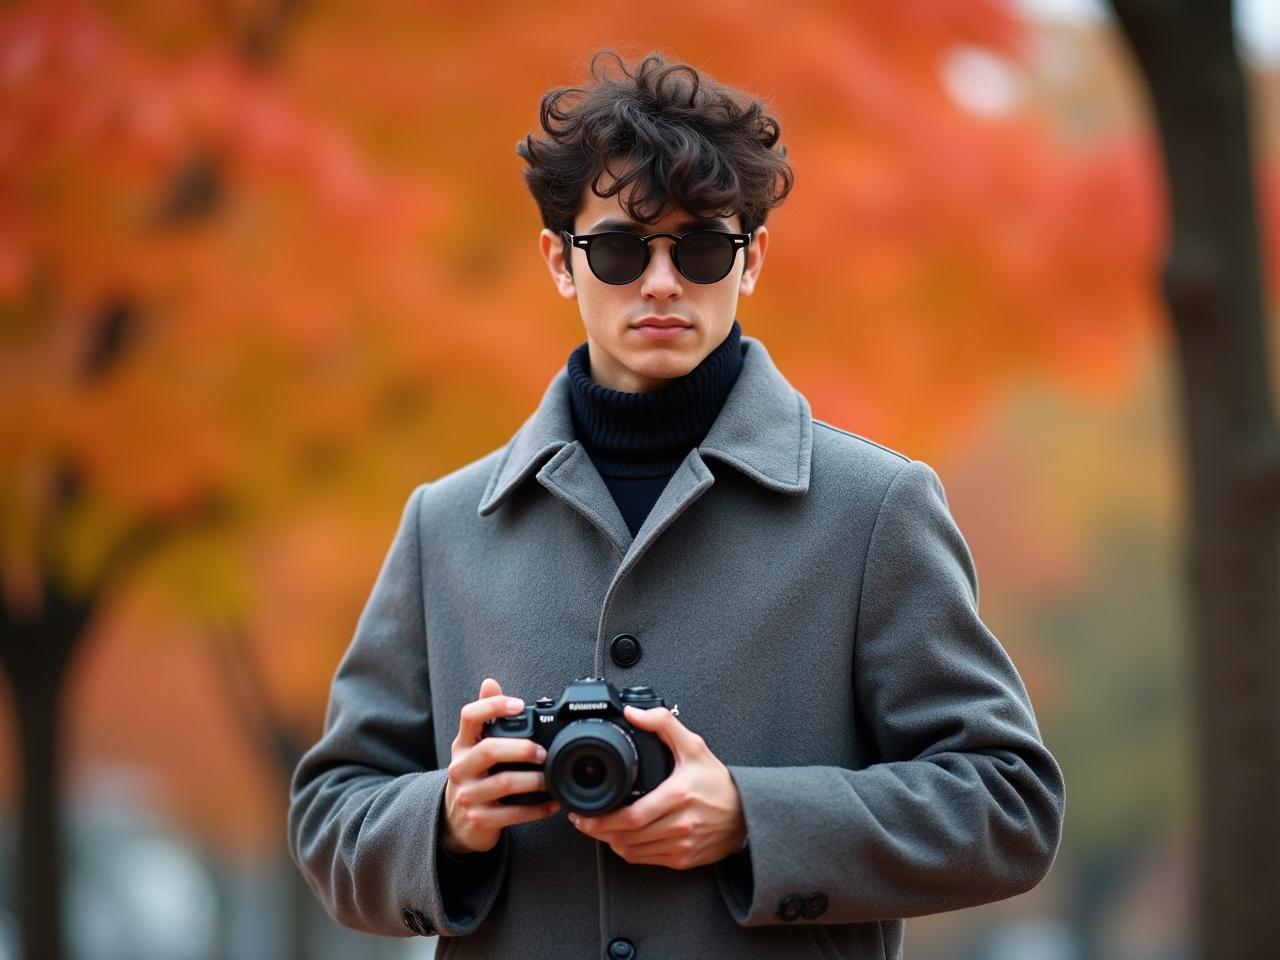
[{"xmin": 566, "ymin": 321, "xmax": 744, "ymax": 464}]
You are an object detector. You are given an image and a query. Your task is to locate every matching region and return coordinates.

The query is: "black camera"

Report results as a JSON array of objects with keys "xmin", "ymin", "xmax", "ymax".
[{"xmin": 481, "ymin": 678, "xmax": 675, "ymax": 815}]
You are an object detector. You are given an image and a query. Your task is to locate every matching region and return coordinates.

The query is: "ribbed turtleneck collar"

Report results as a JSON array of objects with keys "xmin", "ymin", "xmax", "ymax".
[{"xmin": 567, "ymin": 321, "xmax": 744, "ymax": 470}]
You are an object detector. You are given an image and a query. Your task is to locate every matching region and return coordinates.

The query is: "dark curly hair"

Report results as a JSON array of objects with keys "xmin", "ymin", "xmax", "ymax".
[{"xmin": 517, "ymin": 51, "xmax": 793, "ymax": 236}]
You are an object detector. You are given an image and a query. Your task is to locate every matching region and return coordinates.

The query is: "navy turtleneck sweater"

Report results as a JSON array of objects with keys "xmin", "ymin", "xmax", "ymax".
[{"xmin": 567, "ymin": 321, "xmax": 744, "ymax": 536}]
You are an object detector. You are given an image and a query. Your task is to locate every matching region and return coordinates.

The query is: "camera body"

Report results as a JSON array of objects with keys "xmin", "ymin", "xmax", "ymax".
[{"xmin": 482, "ymin": 678, "xmax": 675, "ymax": 815}]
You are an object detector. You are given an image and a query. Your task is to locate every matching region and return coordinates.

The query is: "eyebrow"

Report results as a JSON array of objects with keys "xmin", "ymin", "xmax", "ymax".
[{"xmin": 584, "ymin": 217, "xmax": 734, "ymax": 234}]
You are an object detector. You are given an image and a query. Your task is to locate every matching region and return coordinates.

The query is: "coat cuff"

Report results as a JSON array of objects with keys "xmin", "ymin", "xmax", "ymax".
[
  {"xmin": 413, "ymin": 769, "xmax": 509, "ymax": 937},
  {"xmin": 290, "ymin": 767, "xmax": 509, "ymax": 939},
  {"xmin": 715, "ymin": 765, "xmax": 831, "ymax": 927},
  {"xmin": 434, "ymin": 795, "xmax": 507, "ymax": 930},
  {"xmin": 716, "ymin": 758, "xmax": 1061, "ymax": 927}
]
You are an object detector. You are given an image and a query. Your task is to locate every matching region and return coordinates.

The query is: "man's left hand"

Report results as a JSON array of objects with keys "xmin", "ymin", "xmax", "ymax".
[{"xmin": 567, "ymin": 705, "xmax": 746, "ymax": 870}]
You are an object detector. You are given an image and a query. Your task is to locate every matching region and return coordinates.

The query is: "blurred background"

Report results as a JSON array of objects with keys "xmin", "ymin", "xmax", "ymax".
[{"xmin": 2, "ymin": 0, "xmax": 1277, "ymax": 958}]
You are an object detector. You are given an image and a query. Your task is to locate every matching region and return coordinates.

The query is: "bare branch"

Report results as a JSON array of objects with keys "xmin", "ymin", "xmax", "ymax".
[{"xmin": 212, "ymin": 620, "xmax": 304, "ymax": 784}]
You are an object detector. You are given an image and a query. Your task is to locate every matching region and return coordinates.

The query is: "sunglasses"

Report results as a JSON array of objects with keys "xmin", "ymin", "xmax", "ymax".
[{"xmin": 561, "ymin": 229, "xmax": 752, "ymax": 285}]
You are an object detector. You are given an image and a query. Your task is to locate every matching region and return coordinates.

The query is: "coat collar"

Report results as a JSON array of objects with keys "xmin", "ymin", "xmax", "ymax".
[{"xmin": 477, "ymin": 336, "xmax": 812, "ymax": 518}]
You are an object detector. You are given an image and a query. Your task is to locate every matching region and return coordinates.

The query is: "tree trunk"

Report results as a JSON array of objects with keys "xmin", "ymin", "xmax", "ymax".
[
  {"xmin": 0, "ymin": 592, "xmax": 87, "ymax": 960},
  {"xmin": 1108, "ymin": 2, "xmax": 1280, "ymax": 957},
  {"xmin": 13, "ymin": 667, "xmax": 66, "ymax": 960}
]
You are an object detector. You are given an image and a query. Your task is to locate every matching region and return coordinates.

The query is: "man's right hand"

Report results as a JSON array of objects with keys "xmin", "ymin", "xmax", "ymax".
[{"xmin": 441, "ymin": 677, "xmax": 561, "ymax": 855}]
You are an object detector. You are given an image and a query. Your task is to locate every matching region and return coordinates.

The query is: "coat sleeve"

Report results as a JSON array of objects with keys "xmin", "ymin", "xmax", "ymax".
[
  {"xmin": 288, "ymin": 484, "xmax": 507, "ymax": 939},
  {"xmin": 714, "ymin": 459, "xmax": 1065, "ymax": 926}
]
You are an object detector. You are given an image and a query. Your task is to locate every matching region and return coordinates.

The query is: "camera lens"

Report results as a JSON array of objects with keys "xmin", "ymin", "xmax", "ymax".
[
  {"xmin": 545, "ymin": 719, "xmax": 638, "ymax": 815},
  {"xmin": 573, "ymin": 755, "xmax": 606, "ymax": 789}
]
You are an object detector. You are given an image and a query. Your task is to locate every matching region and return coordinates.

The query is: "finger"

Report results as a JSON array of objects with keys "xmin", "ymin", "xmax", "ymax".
[
  {"xmin": 611, "ymin": 835, "xmax": 700, "ymax": 869},
  {"xmin": 466, "ymin": 800, "xmax": 561, "ymax": 833},
  {"xmin": 587, "ymin": 807, "xmax": 689, "ymax": 847},
  {"xmin": 450, "ymin": 736, "xmax": 546, "ymax": 781},
  {"xmin": 570, "ymin": 780, "xmax": 684, "ymax": 836},
  {"xmin": 622, "ymin": 705, "xmax": 705, "ymax": 761},
  {"xmin": 466, "ymin": 770, "xmax": 547, "ymax": 806},
  {"xmin": 478, "ymin": 677, "xmax": 503, "ymax": 700},
  {"xmin": 456, "ymin": 693, "xmax": 525, "ymax": 745}
]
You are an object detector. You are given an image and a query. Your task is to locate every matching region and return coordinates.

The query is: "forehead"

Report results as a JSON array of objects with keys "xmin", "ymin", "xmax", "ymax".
[{"xmin": 575, "ymin": 179, "xmax": 741, "ymax": 233}]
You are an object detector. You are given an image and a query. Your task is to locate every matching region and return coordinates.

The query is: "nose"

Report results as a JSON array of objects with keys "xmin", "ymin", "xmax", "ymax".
[{"xmin": 639, "ymin": 238, "xmax": 682, "ymax": 300}]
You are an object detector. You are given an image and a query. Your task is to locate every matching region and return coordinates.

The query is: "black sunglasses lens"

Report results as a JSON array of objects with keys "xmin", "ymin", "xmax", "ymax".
[
  {"xmin": 675, "ymin": 232, "xmax": 737, "ymax": 283},
  {"xmin": 587, "ymin": 234, "xmax": 647, "ymax": 284}
]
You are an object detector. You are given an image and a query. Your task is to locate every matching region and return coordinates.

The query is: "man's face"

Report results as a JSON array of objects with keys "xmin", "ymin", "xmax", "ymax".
[{"xmin": 539, "ymin": 181, "xmax": 769, "ymax": 393}]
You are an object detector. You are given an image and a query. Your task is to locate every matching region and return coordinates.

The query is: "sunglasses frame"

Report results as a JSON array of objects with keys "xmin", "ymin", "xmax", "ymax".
[{"xmin": 561, "ymin": 229, "xmax": 752, "ymax": 285}]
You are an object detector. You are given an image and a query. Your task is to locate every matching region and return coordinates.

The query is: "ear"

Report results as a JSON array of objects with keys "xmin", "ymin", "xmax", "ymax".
[
  {"xmin": 539, "ymin": 229, "xmax": 577, "ymax": 300},
  {"xmin": 738, "ymin": 225, "xmax": 768, "ymax": 297}
]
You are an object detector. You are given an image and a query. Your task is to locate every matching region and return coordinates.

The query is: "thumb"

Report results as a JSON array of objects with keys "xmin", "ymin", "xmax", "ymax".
[
  {"xmin": 624, "ymin": 705, "xmax": 702, "ymax": 760},
  {"xmin": 479, "ymin": 677, "xmax": 503, "ymax": 699}
]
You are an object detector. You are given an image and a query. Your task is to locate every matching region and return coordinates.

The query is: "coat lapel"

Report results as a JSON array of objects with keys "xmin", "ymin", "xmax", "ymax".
[
  {"xmin": 697, "ymin": 336, "xmax": 812, "ymax": 495},
  {"xmin": 477, "ymin": 370, "xmax": 631, "ymax": 553},
  {"xmin": 478, "ymin": 336, "xmax": 813, "ymax": 566},
  {"xmin": 610, "ymin": 337, "xmax": 812, "ymax": 580},
  {"xmin": 536, "ymin": 442, "xmax": 632, "ymax": 554},
  {"xmin": 616, "ymin": 450, "xmax": 716, "ymax": 575}
]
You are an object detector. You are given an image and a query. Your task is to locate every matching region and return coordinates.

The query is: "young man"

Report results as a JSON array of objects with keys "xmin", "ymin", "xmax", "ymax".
[{"xmin": 289, "ymin": 51, "xmax": 1065, "ymax": 960}]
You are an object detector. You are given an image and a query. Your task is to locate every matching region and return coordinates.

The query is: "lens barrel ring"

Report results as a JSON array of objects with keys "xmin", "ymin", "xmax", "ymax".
[{"xmin": 544, "ymin": 718, "xmax": 640, "ymax": 815}]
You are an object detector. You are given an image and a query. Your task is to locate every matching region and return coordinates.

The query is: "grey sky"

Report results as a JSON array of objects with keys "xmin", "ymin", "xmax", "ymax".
[{"xmin": 1014, "ymin": 0, "xmax": 1280, "ymax": 66}]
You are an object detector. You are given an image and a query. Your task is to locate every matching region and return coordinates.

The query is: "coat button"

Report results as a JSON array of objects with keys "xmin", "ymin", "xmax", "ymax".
[
  {"xmin": 401, "ymin": 909, "xmax": 421, "ymax": 933},
  {"xmin": 607, "ymin": 937, "xmax": 636, "ymax": 959},
  {"xmin": 801, "ymin": 892, "xmax": 828, "ymax": 919},
  {"xmin": 610, "ymin": 634, "xmax": 642, "ymax": 668},
  {"xmin": 777, "ymin": 894, "xmax": 804, "ymax": 922}
]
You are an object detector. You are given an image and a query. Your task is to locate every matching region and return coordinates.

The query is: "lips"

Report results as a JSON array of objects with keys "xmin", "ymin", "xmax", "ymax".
[{"xmin": 633, "ymin": 317, "xmax": 692, "ymax": 329}]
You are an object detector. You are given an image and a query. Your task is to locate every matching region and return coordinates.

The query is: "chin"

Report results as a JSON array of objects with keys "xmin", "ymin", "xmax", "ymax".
[{"xmin": 626, "ymin": 351, "xmax": 699, "ymax": 382}]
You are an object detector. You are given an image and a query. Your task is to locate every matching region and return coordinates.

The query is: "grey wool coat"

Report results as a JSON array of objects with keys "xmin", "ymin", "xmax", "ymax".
[{"xmin": 289, "ymin": 336, "xmax": 1065, "ymax": 960}]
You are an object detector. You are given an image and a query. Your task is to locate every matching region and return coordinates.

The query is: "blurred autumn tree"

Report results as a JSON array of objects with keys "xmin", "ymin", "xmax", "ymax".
[
  {"xmin": 0, "ymin": 2, "xmax": 466, "ymax": 957},
  {"xmin": 1109, "ymin": 2, "xmax": 1280, "ymax": 956},
  {"xmin": 3, "ymin": 1, "xmax": 1275, "ymax": 959}
]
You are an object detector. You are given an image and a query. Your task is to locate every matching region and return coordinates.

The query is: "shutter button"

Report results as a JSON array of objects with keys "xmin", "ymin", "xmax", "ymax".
[
  {"xmin": 607, "ymin": 938, "xmax": 636, "ymax": 959},
  {"xmin": 610, "ymin": 634, "xmax": 641, "ymax": 668}
]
